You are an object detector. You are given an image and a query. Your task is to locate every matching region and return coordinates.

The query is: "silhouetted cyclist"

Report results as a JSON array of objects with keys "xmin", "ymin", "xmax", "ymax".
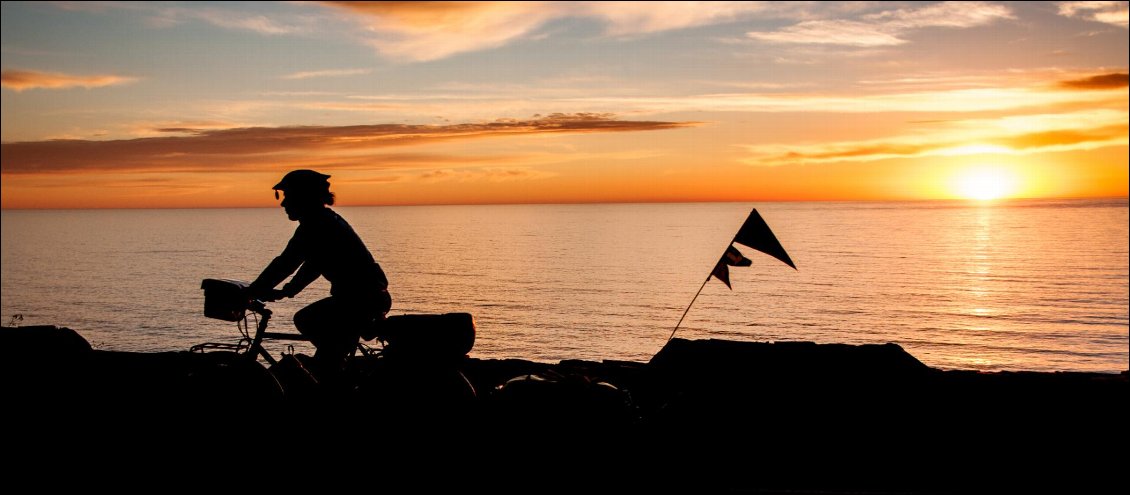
[{"xmin": 248, "ymin": 169, "xmax": 391, "ymax": 381}]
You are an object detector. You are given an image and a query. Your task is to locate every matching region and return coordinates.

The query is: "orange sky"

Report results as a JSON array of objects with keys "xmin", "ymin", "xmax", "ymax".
[{"xmin": 2, "ymin": 1, "xmax": 1127, "ymax": 208}]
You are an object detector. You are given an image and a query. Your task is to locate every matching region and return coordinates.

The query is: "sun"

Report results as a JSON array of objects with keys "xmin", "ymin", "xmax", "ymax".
[{"xmin": 954, "ymin": 167, "xmax": 1017, "ymax": 201}]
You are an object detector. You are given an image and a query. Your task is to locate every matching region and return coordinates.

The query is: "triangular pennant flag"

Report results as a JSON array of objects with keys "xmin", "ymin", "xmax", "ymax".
[
  {"xmin": 672, "ymin": 208, "xmax": 798, "ymax": 341},
  {"xmin": 710, "ymin": 244, "xmax": 753, "ymax": 290},
  {"xmin": 710, "ymin": 259, "xmax": 732, "ymax": 289},
  {"xmin": 732, "ymin": 209, "xmax": 796, "ymax": 270}
]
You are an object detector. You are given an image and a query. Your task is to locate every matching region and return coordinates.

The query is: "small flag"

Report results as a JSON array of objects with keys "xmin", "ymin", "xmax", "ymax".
[
  {"xmin": 709, "ymin": 208, "xmax": 796, "ymax": 289},
  {"xmin": 733, "ymin": 209, "xmax": 796, "ymax": 270},
  {"xmin": 670, "ymin": 207, "xmax": 797, "ymax": 341},
  {"xmin": 710, "ymin": 245, "xmax": 752, "ymax": 289}
]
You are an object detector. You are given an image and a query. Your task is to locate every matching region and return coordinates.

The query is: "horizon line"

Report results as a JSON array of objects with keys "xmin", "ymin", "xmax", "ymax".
[{"xmin": 3, "ymin": 195, "xmax": 1127, "ymax": 211}]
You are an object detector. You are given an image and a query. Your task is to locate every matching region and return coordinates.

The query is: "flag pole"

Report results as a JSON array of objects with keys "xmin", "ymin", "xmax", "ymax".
[
  {"xmin": 667, "ymin": 217, "xmax": 745, "ymax": 342},
  {"xmin": 667, "ymin": 274, "xmax": 711, "ymax": 342},
  {"xmin": 669, "ymin": 228, "xmax": 741, "ymax": 342},
  {"xmin": 666, "ymin": 207, "xmax": 796, "ymax": 343}
]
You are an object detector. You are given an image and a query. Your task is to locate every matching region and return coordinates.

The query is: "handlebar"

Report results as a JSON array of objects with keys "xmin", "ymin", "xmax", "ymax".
[
  {"xmin": 200, "ymin": 278, "xmax": 310, "ymax": 365},
  {"xmin": 246, "ymin": 298, "xmax": 271, "ymax": 317},
  {"xmin": 202, "ymin": 278, "xmax": 384, "ymax": 365}
]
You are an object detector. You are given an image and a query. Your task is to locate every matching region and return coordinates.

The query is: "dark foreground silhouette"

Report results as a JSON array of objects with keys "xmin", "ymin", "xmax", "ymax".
[{"xmin": 3, "ymin": 325, "xmax": 1126, "ymax": 493}]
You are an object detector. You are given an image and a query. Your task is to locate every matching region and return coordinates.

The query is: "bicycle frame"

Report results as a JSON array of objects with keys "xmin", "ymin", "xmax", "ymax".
[{"xmin": 194, "ymin": 296, "xmax": 380, "ymax": 366}]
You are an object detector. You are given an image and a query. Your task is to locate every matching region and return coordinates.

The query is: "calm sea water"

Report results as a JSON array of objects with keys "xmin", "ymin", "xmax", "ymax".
[{"xmin": 2, "ymin": 200, "xmax": 1127, "ymax": 373}]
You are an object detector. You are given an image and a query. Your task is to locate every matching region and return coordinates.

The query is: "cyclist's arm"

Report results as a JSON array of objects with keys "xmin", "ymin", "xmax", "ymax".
[
  {"xmin": 248, "ymin": 234, "xmax": 305, "ymax": 298},
  {"xmin": 281, "ymin": 263, "xmax": 320, "ymax": 297}
]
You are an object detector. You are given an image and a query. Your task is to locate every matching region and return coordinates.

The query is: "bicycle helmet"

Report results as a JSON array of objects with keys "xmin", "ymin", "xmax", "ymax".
[{"xmin": 273, "ymin": 169, "xmax": 330, "ymax": 199}]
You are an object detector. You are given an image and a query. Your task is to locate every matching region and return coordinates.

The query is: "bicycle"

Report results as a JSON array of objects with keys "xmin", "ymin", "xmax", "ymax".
[
  {"xmin": 195, "ymin": 278, "xmax": 329, "ymax": 365},
  {"xmin": 195, "ymin": 278, "xmax": 479, "ymax": 410}
]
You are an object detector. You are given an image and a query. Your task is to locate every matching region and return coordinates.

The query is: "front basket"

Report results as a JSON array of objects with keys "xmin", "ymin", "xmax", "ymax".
[{"xmin": 201, "ymin": 278, "xmax": 250, "ymax": 321}]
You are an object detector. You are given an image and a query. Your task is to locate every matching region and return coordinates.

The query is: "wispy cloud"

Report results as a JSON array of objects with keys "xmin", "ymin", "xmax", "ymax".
[
  {"xmin": 127, "ymin": 120, "xmax": 242, "ymax": 138},
  {"xmin": 259, "ymin": 90, "xmax": 342, "ymax": 97},
  {"xmin": 321, "ymin": 1, "xmax": 783, "ymax": 62},
  {"xmin": 748, "ymin": 20, "xmax": 906, "ymax": 46},
  {"xmin": 193, "ymin": 10, "xmax": 296, "ymax": 34},
  {"xmin": 281, "ymin": 68, "xmax": 373, "ymax": 80},
  {"xmin": 575, "ymin": 1, "xmax": 773, "ymax": 36},
  {"xmin": 418, "ymin": 167, "xmax": 556, "ymax": 182},
  {"xmin": 747, "ymin": 1, "xmax": 1014, "ymax": 46},
  {"xmin": 1057, "ymin": 1, "xmax": 1129, "ymax": 28},
  {"xmin": 324, "ymin": 1, "xmax": 562, "ymax": 62},
  {"xmin": 50, "ymin": 1, "xmax": 316, "ymax": 35},
  {"xmin": 1, "ymin": 69, "xmax": 137, "ymax": 92},
  {"xmin": 574, "ymin": 85, "xmax": 1122, "ymax": 115},
  {"xmin": 299, "ymin": 101, "xmax": 411, "ymax": 112},
  {"xmin": 251, "ymin": 70, "xmax": 1123, "ymax": 125},
  {"xmin": 741, "ymin": 109, "xmax": 1129, "ymax": 166},
  {"xmin": 0, "ymin": 114, "xmax": 694, "ymax": 174},
  {"xmin": 1059, "ymin": 73, "xmax": 1130, "ymax": 89},
  {"xmin": 46, "ymin": 1, "xmax": 131, "ymax": 13}
]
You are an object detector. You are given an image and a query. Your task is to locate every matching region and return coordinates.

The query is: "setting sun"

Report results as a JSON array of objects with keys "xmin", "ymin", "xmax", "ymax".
[{"xmin": 954, "ymin": 167, "xmax": 1018, "ymax": 201}]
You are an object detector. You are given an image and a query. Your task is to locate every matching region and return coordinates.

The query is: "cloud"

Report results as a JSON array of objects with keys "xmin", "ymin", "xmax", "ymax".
[
  {"xmin": 1057, "ymin": 1, "xmax": 1129, "ymax": 28},
  {"xmin": 1, "ymin": 69, "xmax": 137, "ymax": 92},
  {"xmin": 336, "ymin": 174, "xmax": 404, "ymax": 185},
  {"xmin": 747, "ymin": 19, "xmax": 906, "ymax": 46},
  {"xmin": 575, "ymin": 1, "xmax": 772, "ymax": 36},
  {"xmin": 298, "ymin": 101, "xmax": 411, "ymax": 113},
  {"xmin": 741, "ymin": 110, "xmax": 1129, "ymax": 166},
  {"xmin": 324, "ymin": 1, "xmax": 563, "ymax": 62},
  {"xmin": 747, "ymin": 1, "xmax": 1014, "ymax": 46},
  {"xmin": 260, "ymin": 71, "xmax": 1122, "ymax": 125},
  {"xmin": 418, "ymin": 167, "xmax": 556, "ymax": 182},
  {"xmin": 190, "ymin": 10, "xmax": 296, "ymax": 34},
  {"xmin": 575, "ymin": 84, "xmax": 1123, "ymax": 115},
  {"xmin": 142, "ymin": 4, "xmax": 306, "ymax": 34},
  {"xmin": 48, "ymin": 1, "xmax": 131, "ymax": 13},
  {"xmin": 1059, "ymin": 73, "xmax": 1129, "ymax": 89},
  {"xmin": 998, "ymin": 124, "xmax": 1128, "ymax": 150},
  {"xmin": 281, "ymin": 68, "xmax": 373, "ymax": 80},
  {"xmin": 0, "ymin": 114, "xmax": 694, "ymax": 175},
  {"xmin": 125, "ymin": 120, "xmax": 240, "ymax": 138},
  {"xmin": 52, "ymin": 2, "xmax": 317, "ymax": 35},
  {"xmin": 321, "ymin": 1, "xmax": 781, "ymax": 62},
  {"xmin": 258, "ymin": 90, "xmax": 341, "ymax": 97}
]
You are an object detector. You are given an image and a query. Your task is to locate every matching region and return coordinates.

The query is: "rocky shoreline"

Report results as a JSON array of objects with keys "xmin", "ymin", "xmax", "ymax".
[{"xmin": 4, "ymin": 325, "xmax": 1126, "ymax": 492}]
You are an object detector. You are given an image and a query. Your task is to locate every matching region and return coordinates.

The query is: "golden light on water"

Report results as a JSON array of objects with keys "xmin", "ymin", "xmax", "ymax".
[{"xmin": 953, "ymin": 166, "xmax": 1018, "ymax": 201}]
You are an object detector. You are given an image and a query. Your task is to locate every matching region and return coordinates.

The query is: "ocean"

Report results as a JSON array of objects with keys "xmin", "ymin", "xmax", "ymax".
[{"xmin": 2, "ymin": 199, "xmax": 1127, "ymax": 373}]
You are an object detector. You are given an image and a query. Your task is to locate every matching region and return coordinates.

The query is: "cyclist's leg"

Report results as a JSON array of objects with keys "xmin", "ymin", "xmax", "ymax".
[
  {"xmin": 365, "ymin": 289, "xmax": 393, "ymax": 339},
  {"xmin": 293, "ymin": 297, "xmax": 337, "ymax": 349},
  {"xmin": 294, "ymin": 296, "xmax": 363, "ymax": 382},
  {"xmin": 377, "ymin": 289, "xmax": 392, "ymax": 314}
]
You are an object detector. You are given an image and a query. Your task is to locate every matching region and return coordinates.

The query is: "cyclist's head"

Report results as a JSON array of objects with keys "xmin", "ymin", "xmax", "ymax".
[{"xmin": 273, "ymin": 169, "xmax": 334, "ymax": 206}]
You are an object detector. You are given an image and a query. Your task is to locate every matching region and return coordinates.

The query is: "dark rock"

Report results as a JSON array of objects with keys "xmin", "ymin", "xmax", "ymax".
[
  {"xmin": 2, "ymin": 328, "xmax": 1125, "ymax": 493},
  {"xmin": 1, "ymin": 325, "xmax": 92, "ymax": 357}
]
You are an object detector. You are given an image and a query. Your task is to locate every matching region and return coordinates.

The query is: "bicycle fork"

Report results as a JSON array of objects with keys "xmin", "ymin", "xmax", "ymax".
[{"xmin": 246, "ymin": 307, "xmax": 277, "ymax": 365}]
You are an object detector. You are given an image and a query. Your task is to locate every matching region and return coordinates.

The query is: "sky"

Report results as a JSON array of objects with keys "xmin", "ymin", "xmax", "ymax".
[{"xmin": 1, "ymin": 1, "xmax": 1127, "ymax": 209}]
